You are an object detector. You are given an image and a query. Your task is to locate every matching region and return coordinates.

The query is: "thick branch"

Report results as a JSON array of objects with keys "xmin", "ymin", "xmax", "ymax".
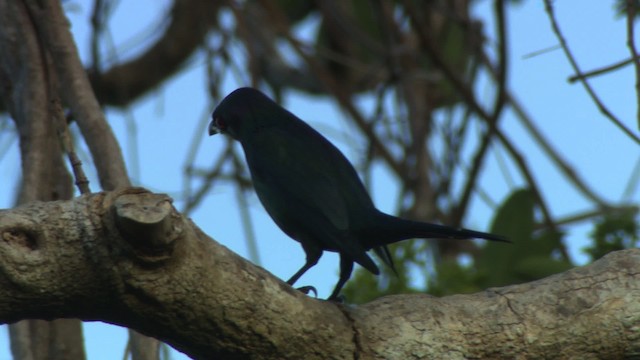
[
  {"xmin": 0, "ymin": 1, "xmax": 72, "ymax": 204},
  {"xmin": 0, "ymin": 190, "xmax": 638, "ymax": 359},
  {"xmin": 0, "ymin": 189, "xmax": 353, "ymax": 359},
  {"xmin": 90, "ymin": 0, "xmax": 221, "ymax": 107},
  {"xmin": 25, "ymin": 0, "xmax": 129, "ymax": 190},
  {"xmin": 0, "ymin": 3, "xmax": 82, "ymax": 357}
]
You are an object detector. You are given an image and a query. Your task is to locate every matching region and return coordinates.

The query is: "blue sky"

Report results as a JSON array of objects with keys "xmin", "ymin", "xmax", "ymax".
[{"xmin": 0, "ymin": 1, "xmax": 638, "ymax": 358}]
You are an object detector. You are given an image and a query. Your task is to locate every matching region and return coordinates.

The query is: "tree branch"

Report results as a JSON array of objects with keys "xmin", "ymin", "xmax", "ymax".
[
  {"xmin": 90, "ymin": 0, "xmax": 222, "ymax": 107},
  {"xmin": 626, "ymin": 0, "xmax": 640, "ymax": 129},
  {"xmin": 0, "ymin": 0, "xmax": 72, "ymax": 204},
  {"xmin": 544, "ymin": 0, "xmax": 640, "ymax": 145},
  {"xmin": 25, "ymin": 0, "xmax": 130, "ymax": 190},
  {"xmin": 0, "ymin": 189, "xmax": 638, "ymax": 359},
  {"xmin": 0, "ymin": 2, "xmax": 83, "ymax": 357}
]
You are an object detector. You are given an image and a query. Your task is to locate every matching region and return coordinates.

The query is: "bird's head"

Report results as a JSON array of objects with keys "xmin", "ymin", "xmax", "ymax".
[
  {"xmin": 208, "ymin": 112, "xmax": 232, "ymax": 137},
  {"xmin": 209, "ymin": 87, "xmax": 279, "ymax": 141}
]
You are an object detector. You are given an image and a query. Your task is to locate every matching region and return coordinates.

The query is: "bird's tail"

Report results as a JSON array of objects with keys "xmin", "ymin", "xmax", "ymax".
[
  {"xmin": 372, "ymin": 245, "xmax": 397, "ymax": 275},
  {"xmin": 367, "ymin": 211, "xmax": 509, "ymax": 248}
]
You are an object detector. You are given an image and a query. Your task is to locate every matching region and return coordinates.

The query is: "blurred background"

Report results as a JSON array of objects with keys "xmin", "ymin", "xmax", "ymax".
[{"xmin": 0, "ymin": 0, "xmax": 638, "ymax": 358}]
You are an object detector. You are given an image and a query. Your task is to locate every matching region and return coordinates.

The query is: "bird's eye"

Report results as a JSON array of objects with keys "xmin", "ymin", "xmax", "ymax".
[{"xmin": 215, "ymin": 117, "xmax": 226, "ymax": 130}]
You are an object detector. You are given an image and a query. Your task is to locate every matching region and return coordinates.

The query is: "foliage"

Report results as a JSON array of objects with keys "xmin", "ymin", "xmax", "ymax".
[
  {"xmin": 346, "ymin": 188, "xmax": 640, "ymax": 303},
  {"xmin": 614, "ymin": 0, "xmax": 640, "ymax": 18},
  {"xmin": 584, "ymin": 210, "xmax": 639, "ymax": 261},
  {"xmin": 1, "ymin": 0, "xmax": 639, "ymax": 357},
  {"xmin": 345, "ymin": 189, "xmax": 577, "ymax": 302}
]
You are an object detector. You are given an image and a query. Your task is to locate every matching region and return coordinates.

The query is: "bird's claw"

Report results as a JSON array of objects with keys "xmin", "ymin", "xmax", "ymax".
[{"xmin": 296, "ymin": 285, "xmax": 318, "ymax": 298}]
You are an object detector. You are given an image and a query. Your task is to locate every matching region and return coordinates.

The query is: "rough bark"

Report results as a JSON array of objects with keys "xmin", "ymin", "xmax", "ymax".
[
  {"xmin": 23, "ymin": 0, "xmax": 130, "ymax": 191},
  {"xmin": 0, "ymin": 1, "xmax": 86, "ymax": 358},
  {"xmin": 0, "ymin": 188, "xmax": 637, "ymax": 359}
]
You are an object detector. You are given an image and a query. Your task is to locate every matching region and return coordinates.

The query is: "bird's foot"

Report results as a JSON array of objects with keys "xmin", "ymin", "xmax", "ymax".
[
  {"xmin": 296, "ymin": 285, "xmax": 317, "ymax": 298},
  {"xmin": 327, "ymin": 294, "xmax": 345, "ymax": 303}
]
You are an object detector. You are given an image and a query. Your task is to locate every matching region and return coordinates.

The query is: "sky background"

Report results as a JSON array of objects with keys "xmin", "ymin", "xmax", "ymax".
[{"xmin": 0, "ymin": 1, "xmax": 638, "ymax": 359}]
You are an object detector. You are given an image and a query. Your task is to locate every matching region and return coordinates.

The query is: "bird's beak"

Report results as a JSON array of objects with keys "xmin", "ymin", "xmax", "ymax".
[{"xmin": 208, "ymin": 119, "xmax": 220, "ymax": 136}]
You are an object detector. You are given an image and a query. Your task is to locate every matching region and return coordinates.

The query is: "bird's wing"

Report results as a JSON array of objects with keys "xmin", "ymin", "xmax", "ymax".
[{"xmin": 241, "ymin": 125, "xmax": 372, "ymax": 260}]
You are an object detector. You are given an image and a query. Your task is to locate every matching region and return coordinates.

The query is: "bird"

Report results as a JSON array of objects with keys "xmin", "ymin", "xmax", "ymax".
[{"xmin": 209, "ymin": 87, "xmax": 508, "ymax": 301}]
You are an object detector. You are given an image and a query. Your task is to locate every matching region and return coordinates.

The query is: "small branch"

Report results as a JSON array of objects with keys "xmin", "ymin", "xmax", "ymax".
[
  {"xmin": 89, "ymin": 0, "xmax": 106, "ymax": 73},
  {"xmin": 89, "ymin": 0, "xmax": 222, "ymax": 106},
  {"xmin": 522, "ymin": 44, "xmax": 562, "ymax": 59},
  {"xmin": 230, "ymin": 149, "xmax": 261, "ymax": 265},
  {"xmin": 454, "ymin": 125, "xmax": 496, "ymax": 225},
  {"xmin": 476, "ymin": 48, "xmax": 610, "ymax": 208},
  {"xmin": 496, "ymin": 131, "xmax": 564, "ymax": 258},
  {"xmin": 544, "ymin": 0, "xmax": 640, "ymax": 145},
  {"xmin": 252, "ymin": 0, "xmax": 404, "ymax": 177},
  {"xmin": 626, "ymin": 0, "xmax": 640, "ymax": 130},
  {"xmin": 400, "ymin": 0, "xmax": 510, "ymax": 225},
  {"xmin": 623, "ymin": 156, "xmax": 640, "ymax": 200},
  {"xmin": 182, "ymin": 139, "xmax": 236, "ymax": 214},
  {"xmin": 491, "ymin": 0, "xmax": 508, "ymax": 123},
  {"xmin": 50, "ymin": 98, "xmax": 90, "ymax": 194},
  {"xmin": 401, "ymin": 0, "xmax": 493, "ymax": 124},
  {"xmin": 567, "ymin": 56, "xmax": 639, "ymax": 83},
  {"xmin": 504, "ymin": 90, "xmax": 609, "ymax": 207},
  {"xmin": 552, "ymin": 205, "xmax": 639, "ymax": 228}
]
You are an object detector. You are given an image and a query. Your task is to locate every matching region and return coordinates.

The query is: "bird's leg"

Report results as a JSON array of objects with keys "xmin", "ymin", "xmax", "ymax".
[
  {"xmin": 286, "ymin": 254, "xmax": 321, "ymax": 285},
  {"xmin": 286, "ymin": 245, "xmax": 322, "ymax": 294},
  {"xmin": 327, "ymin": 255, "xmax": 354, "ymax": 301}
]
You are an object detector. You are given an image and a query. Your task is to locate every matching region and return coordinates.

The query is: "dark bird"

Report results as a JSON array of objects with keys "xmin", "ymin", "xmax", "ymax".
[{"xmin": 209, "ymin": 87, "xmax": 508, "ymax": 301}]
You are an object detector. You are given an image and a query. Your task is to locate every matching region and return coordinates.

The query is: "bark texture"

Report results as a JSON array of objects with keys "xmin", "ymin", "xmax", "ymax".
[{"xmin": 0, "ymin": 188, "xmax": 637, "ymax": 359}]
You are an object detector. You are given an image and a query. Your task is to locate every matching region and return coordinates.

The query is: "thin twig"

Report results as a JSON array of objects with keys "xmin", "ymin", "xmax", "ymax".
[
  {"xmin": 496, "ymin": 130, "xmax": 569, "ymax": 260},
  {"xmin": 254, "ymin": 0, "xmax": 404, "ymax": 177},
  {"xmin": 404, "ymin": 0, "xmax": 565, "ymax": 238},
  {"xmin": 622, "ymin": 156, "xmax": 640, "ymax": 201},
  {"xmin": 51, "ymin": 98, "xmax": 90, "ymax": 194},
  {"xmin": 455, "ymin": 126, "xmax": 495, "ymax": 224},
  {"xmin": 491, "ymin": 0, "xmax": 508, "ymax": 123},
  {"xmin": 552, "ymin": 205, "xmax": 639, "ymax": 228},
  {"xmin": 497, "ymin": 128, "xmax": 554, "ymax": 226},
  {"xmin": 626, "ymin": 0, "xmax": 640, "ymax": 129},
  {"xmin": 544, "ymin": 0, "xmax": 640, "ymax": 145},
  {"xmin": 476, "ymin": 48, "xmax": 610, "ymax": 207},
  {"xmin": 230, "ymin": 149, "xmax": 261, "ymax": 265},
  {"xmin": 507, "ymin": 92, "xmax": 609, "ymax": 207},
  {"xmin": 492, "ymin": 141, "xmax": 515, "ymax": 187},
  {"xmin": 454, "ymin": 0, "xmax": 508, "ymax": 225},
  {"xmin": 567, "ymin": 56, "xmax": 639, "ymax": 83},
  {"xmin": 522, "ymin": 44, "xmax": 562, "ymax": 59},
  {"xmin": 182, "ymin": 140, "xmax": 235, "ymax": 214},
  {"xmin": 89, "ymin": 0, "xmax": 105, "ymax": 73},
  {"xmin": 401, "ymin": 0, "xmax": 489, "ymax": 120}
]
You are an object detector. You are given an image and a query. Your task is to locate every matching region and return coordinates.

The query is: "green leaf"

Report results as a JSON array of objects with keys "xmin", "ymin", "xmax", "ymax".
[
  {"xmin": 584, "ymin": 210, "xmax": 639, "ymax": 260},
  {"xmin": 514, "ymin": 256, "xmax": 573, "ymax": 281},
  {"xmin": 477, "ymin": 188, "xmax": 536, "ymax": 286}
]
